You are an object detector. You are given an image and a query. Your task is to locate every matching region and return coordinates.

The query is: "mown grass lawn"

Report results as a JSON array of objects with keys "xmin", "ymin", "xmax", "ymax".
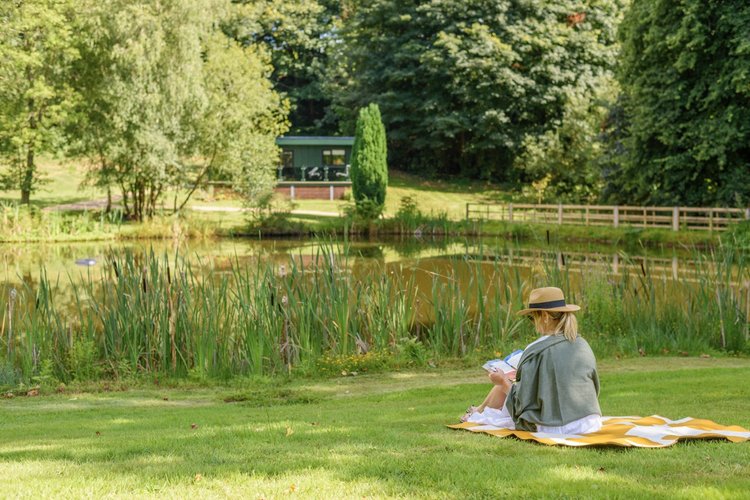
[
  {"xmin": 290, "ymin": 170, "xmax": 509, "ymax": 220},
  {"xmin": 2, "ymin": 358, "xmax": 749, "ymax": 498},
  {"xmin": 0, "ymin": 158, "xmax": 105, "ymax": 209}
]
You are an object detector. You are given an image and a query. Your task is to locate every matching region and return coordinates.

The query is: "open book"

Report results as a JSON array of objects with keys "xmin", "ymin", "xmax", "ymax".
[{"xmin": 482, "ymin": 349, "xmax": 524, "ymax": 375}]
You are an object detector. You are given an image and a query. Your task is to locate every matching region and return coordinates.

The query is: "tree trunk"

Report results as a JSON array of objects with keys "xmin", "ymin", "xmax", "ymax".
[
  {"xmin": 21, "ymin": 96, "xmax": 36, "ymax": 205},
  {"xmin": 120, "ymin": 182, "xmax": 130, "ymax": 218}
]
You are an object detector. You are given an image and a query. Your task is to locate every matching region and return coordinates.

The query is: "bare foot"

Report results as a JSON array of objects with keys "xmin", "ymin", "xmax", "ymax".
[{"xmin": 460, "ymin": 405, "xmax": 478, "ymax": 423}]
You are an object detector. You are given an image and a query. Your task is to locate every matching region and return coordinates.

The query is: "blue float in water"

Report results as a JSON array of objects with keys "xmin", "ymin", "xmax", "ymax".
[{"xmin": 75, "ymin": 258, "xmax": 97, "ymax": 266}]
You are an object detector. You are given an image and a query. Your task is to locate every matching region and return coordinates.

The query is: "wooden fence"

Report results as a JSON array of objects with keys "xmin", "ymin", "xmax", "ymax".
[
  {"xmin": 460, "ymin": 246, "xmax": 743, "ymax": 284},
  {"xmin": 466, "ymin": 203, "xmax": 750, "ymax": 231}
]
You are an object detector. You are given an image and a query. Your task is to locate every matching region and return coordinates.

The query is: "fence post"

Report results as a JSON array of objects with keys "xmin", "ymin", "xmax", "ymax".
[
  {"xmin": 329, "ymin": 185, "xmax": 334, "ymax": 201},
  {"xmin": 290, "ymin": 185, "xmax": 295, "ymax": 200},
  {"xmin": 585, "ymin": 207, "xmax": 589, "ymax": 226},
  {"xmin": 709, "ymin": 209, "xmax": 714, "ymax": 232},
  {"xmin": 465, "ymin": 203, "xmax": 470, "ymax": 221},
  {"xmin": 672, "ymin": 206, "xmax": 679, "ymax": 231},
  {"xmin": 745, "ymin": 207, "xmax": 749, "ymax": 220},
  {"xmin": 509, "ymin": 203, "xmax": 514, "ymax": 223},
  {"xmin": 613, "ymin": 206, "xmax": 619, "ymax": 228},
  {"xmin": 557, "ymin": 203, "xmax": 563, "ymax": 224}
]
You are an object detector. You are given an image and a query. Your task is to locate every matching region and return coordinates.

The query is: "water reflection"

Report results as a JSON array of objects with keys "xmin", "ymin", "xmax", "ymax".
[{"xmin": 0, "ymin": 236, "xmax": 739, "ymax": 291}]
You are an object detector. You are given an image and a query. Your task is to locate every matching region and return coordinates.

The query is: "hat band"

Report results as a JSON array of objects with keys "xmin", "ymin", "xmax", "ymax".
[{"xmin": 529, "ymin": 299, "xmax": 567, "ymax": 309}]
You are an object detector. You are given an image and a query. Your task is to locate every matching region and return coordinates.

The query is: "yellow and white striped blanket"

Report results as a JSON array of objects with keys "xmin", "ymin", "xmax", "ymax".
[{"xmin": 448, "ymin": 415, "xmax": 750, "ymax": 448}]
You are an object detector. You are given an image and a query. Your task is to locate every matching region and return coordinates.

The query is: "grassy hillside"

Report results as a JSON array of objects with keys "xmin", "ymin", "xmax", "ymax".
[{"xmin": 0, "ymin": 158, "xmax": 105, "ymax": 208}]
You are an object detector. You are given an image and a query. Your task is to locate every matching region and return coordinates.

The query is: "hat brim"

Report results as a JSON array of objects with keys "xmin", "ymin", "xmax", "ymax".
[{"xmin": 517, "ymin": 304, "xmax": 580, "ymax": 316}]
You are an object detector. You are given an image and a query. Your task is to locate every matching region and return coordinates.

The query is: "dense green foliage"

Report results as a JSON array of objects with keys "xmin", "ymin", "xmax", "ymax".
[
  {"xmin": 225, "ymin": 0, "xmax": 343, "ymax": 135},
  {"xmin": 515, "ymin": 80, "xmax": 618, "ymax": 203},
  {"xmin": 0, "ymin": 0, "xmax": 287, "ymax": 214},
  {"xmin": 69, "ymin": 0, "xmax": 288, "ymax": 220},
  {"xmin": 350, "ymin": 103, "xmax": 388, "ymax": 216},
  {"xmin": 3, "ymin": 1, "xmax": 749, "ymax": 208},
  {"xmin": 609, "ymin": 0, "xmax": 750, "ymax": 206},
  {"xmin": 0, "ymin": 0, "xmax": 78, "ymax": 203},
  {"xmin": 334, "ymin": 0, "xmax": 623, "ymax": 181}
]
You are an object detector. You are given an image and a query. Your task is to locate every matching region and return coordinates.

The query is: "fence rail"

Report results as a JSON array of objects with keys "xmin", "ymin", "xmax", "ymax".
[{"xmin": 466, "ymin": 203, "xmax": 750, "ymax": 232}]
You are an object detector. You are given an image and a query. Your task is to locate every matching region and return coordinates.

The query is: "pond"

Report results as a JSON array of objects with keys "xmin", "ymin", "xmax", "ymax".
[
  {"xmin": 0, "ymin": 235, "xmax": 721, "ymax": 289},
  {"xmin": 1, "ymin": 236, "xmax": 748, "ymax": 383}
]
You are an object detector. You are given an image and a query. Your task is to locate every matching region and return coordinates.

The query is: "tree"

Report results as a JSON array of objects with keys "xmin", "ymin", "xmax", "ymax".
[
  {"xmin": 515, "ymin": 79, "xmax": 618, "ymax": 203},
  {"xmin": 69, "ymin": 0, "xmax": 288, "ymax": 220},
  {"xmin": 225, "ymin": 0, "xmax": 342, "ymax": 135},
  {"xmin": 192, "ymin": 34, "xmax": 289, "ymax": 210},
  {"xmin": 610, "ymin": 0, "xmax": 750, "ymax": 206},
  {"xmin": 0, "ymin": 0, "xmax": 78, "ymax": 204},
  {"xmin": 350, "ymin": 103, "xmax": 387, "ymax": 217},
  {"xmin": 333, "ymin": 0, "xmax": 624, "ymax": 180},
  {"xmin": 70, "ymin": 0, "xmax": 209, "ymax": 221}
]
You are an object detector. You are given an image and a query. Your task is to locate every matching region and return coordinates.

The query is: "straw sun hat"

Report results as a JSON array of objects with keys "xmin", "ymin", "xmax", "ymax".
[{"xmin": 517, "ymin": 287, "xmax": 580, "ymax": 316}]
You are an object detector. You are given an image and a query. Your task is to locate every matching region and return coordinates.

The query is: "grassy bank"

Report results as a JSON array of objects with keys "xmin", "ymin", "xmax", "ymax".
[
  {"xmin": 1, "ymin": 359, "xmax": 749, "ymax": 498},
  {"xmin": 1, "ymin": 159, "xmax": 733, "ymax": 247},
  {"xmin": 246, "ymin": 212, "xmax": 723, "ymax": 249},
  {"xmin": 1, "ymin": 245, "xmax": 747, "ymax": 387}
]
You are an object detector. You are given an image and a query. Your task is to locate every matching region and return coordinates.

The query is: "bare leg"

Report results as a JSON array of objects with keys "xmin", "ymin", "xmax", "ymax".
[{"xmin": 476, "ymin": 384, "xmax": 509, "ymax": 413}]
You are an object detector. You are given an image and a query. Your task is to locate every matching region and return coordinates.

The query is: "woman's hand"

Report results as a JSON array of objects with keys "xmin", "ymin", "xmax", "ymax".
[{"xmin": 488, "ymin": 370, "xmax": 511, "ymax": 386}]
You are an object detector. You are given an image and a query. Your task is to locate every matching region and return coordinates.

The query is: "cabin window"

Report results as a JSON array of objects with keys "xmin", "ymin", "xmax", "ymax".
[
  {"xmin": 281, "ymin": 149, "xmax": 294, "ymax": 168},
  {"xmin": 322, "ymin": 149, "xmax": 346, "ymax": 167}
]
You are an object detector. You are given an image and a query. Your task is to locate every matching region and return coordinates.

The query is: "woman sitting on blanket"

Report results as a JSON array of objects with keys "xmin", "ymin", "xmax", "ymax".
[{"xmin": 461, "ymin": 287, "xmax": 602, "ymax": 434}]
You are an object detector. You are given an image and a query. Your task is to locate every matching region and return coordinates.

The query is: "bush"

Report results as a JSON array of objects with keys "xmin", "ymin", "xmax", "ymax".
[
  {"xmin": 395, "ymin": 337, "xmax": 429, "ymax": 367},
  {"xmin": 68, "ymin": 338, "xmax": 101, "ymax": 382},
  {"xmin": 395, "ymin": 195, "xmax": 421, "ymax": 221},
  {"xmin": 722, "ymin": 220, "xmax": 750, "ymax": 249},
  {"xmin": 0, "ymin": 362, "xmax": 21, "ymax": 390}
]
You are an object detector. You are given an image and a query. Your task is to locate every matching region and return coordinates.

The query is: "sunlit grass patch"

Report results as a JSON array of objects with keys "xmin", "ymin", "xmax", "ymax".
[{"xmin": 1, "ymin": 361, "xmax": 749, "ymax": 498}]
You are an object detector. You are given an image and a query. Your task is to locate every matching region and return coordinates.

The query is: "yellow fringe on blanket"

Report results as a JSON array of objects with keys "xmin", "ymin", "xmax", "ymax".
[{"xmin": 447, "ymin": 415, "xmax": 750, "ymax": 448}]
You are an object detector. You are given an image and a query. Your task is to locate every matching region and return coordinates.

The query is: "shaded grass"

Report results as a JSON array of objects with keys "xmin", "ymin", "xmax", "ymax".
[{"xmin": 1, "ymin": 359, "xmax": 749, "ymax": 498}]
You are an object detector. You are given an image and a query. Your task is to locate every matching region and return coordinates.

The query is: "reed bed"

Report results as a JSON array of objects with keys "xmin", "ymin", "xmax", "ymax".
[
  {"xmin": 0, "ymin": 243, "xmax": 748, "ymax": 385},
  {"xmin": 0, "ymin": 204, "xmax": 122, "ymax": 242}
]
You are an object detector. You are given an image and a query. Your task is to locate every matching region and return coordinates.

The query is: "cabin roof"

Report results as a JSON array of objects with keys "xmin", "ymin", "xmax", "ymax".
[{"xmin": 276, "ymin": 136, "xmax": 355, "ymax": 147}]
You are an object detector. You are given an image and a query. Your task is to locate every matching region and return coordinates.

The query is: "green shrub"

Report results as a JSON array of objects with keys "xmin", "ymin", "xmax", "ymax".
[
  {"xmin": 68, "ymin": 338, "xmax": 101, "ymax": 382},
  {"xmin": 395, "ymin": 337, "xmax": 429, "ymax": 367},
  {"xmin": 0, "ymin": 362, "xmax": 21, "ymax": 390},
  {"xmin": 722, "ymin": 220, "xmax": 750, "ymax": 249}
]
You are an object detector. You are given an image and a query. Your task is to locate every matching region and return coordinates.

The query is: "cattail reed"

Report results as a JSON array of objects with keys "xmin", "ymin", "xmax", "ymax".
[{"xmin": 0, "ymin": 243, "xmax": 747, "ymax": 384}]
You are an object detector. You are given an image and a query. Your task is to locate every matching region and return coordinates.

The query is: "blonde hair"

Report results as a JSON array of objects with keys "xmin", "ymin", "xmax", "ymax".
[{"xmin": 532, "ymin": 311, "xmax": 578, "ymax": 341}]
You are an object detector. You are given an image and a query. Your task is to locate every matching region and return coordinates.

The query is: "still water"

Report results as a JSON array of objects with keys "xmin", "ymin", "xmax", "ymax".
[{"xmin": 0, "ymin": 236, "xmax": 714, "ymax": 291}]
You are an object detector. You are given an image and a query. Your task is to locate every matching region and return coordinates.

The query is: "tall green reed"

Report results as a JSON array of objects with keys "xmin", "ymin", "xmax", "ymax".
[{"xmin": 0, "ymin": 242, "xmax": 747, "ymax": 384}]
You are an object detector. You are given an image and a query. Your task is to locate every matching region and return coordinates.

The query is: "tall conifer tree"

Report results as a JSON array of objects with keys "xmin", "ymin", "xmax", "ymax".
[{"xmin": 350, "ymin": 103, "xmax": 388, "ymax": 217}]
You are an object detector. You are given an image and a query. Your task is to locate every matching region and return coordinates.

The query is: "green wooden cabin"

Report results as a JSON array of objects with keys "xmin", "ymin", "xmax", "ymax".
[{"xmin": 276, "ymin": 136, "xmax": 354, "ymax": 182}]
